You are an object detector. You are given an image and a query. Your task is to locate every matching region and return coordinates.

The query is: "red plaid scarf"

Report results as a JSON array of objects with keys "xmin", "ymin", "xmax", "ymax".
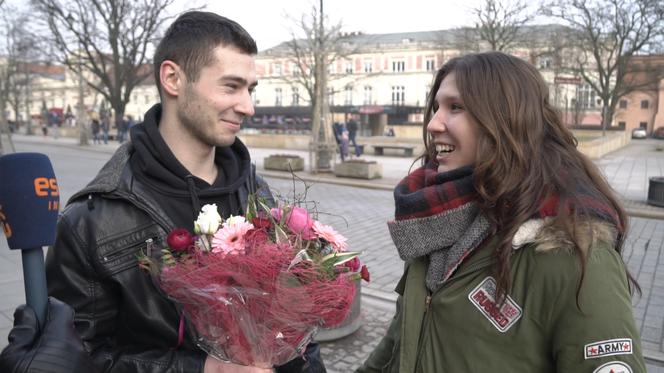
[
  {"xmin": 394, "ymin": 163, "xmax": 476, "ymax": 221},
  {"xmin": 394, "ymin": 161, "xmax": 620, "ymax": 229}
]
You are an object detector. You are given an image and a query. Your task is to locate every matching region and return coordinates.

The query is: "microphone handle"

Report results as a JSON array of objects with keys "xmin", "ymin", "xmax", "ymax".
[{"xmin": 21, "ymin": 247, "xmax": 48, "ymax": 329}]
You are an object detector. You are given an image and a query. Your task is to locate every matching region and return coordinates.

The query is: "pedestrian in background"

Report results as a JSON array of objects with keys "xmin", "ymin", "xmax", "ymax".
[
  {"xmin": 91, "ymin": 118, "xmax": 101, "ymax": 145},
  {"xmin": 100, "ymin": 118, "xmax": 109, "ymax": 144},
  {"xmin": 339, "ymin": 122, "xmax": 349, "ymax": 162},
  {"xmin": 117, "ymin": 117, "xmax": 128, "ymax": 143},
  {"xmin": 347, "ymin": 116, "xmax": 361, "ymax": 157},
  {"xmin": 357, "ymin": 52, "xmax": 645, "ymax": 372}
]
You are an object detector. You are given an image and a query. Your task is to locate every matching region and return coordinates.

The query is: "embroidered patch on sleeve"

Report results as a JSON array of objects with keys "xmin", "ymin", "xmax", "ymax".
[
  {"xmin": 467, "ymin": 276, "xmax": 522, "ymax": 332},
  {"xmin": 585, "ymin": 338, "xmax": 633, "ymax": 359},
  {"xmin": 592, "ymin": 361, "xmax": 632, "ymax": 373}
]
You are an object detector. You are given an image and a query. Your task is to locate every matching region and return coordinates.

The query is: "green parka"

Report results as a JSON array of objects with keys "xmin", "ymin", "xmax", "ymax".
[{"xmin": 357, "ymin": 220, "xmax": 646, "ymax": 373}]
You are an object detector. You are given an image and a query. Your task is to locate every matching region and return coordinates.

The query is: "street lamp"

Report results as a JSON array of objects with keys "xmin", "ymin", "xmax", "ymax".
[{"xmin": 67, "ymin": 13, "xmax": 88, "ymax": 145}]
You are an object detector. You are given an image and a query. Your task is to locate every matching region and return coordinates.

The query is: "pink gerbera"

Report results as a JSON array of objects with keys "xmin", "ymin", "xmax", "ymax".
[
  {"xmin": 211, "ymin": 219, "xmax": 254, "ymax": 256},
  {"xmin": 312, "ymin": 221, "xmax": 348, "ymax": 251}
]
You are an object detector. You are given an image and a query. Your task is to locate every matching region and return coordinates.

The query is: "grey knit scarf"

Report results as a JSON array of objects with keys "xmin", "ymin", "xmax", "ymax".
[{"xmin": 389, "ymin": 201, "xmax": 492, "ymax": 292}]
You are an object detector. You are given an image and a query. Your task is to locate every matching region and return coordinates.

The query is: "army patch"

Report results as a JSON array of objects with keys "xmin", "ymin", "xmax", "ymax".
[
  {"xmin": 585, "ymin": 338, "xmax": 633, "ymax": 359},
  {"xmin": 592, "ymin": 361, "xmax": 632, "ymax": 373},
  {"xmin": 468, "ymin": 276, "xmax": 522, "ymax": 332}
]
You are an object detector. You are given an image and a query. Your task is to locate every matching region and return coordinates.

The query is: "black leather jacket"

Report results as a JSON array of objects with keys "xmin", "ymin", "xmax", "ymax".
[{"xmin": 45, "ymin": 143, "xmax": 324, "ymax": 373}]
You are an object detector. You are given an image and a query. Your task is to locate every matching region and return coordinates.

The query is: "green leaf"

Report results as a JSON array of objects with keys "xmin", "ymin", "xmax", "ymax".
[
  {"xmin": 274, "ymin": 225, "xmax": 289, "ymax": 244},
  {"xmin": 320, "ymin": 251, "xmax": 360, "ymax": 267}
]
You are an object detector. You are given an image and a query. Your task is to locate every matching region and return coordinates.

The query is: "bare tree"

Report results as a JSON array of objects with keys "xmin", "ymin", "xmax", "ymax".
[
  {"xmin": 31, "ymin": 0, "xmax": 175, "ymax": 145},
  {"xmin": 472, "ymin": 0, "xmax": 534, "ymax": 51},
  {"xmin": 543, "ymin": 0, "xmax": 664, "ymax": 135},
  {"xmin": 0, "ymin": 6, "xmax": 35, "ymax": 153},
  {"xmin": 282, "ymin": 0, "xmax": 345, "ymax": 172}
]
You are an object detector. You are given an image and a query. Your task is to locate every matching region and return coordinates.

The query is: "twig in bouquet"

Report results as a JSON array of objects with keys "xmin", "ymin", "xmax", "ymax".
[{"xmin": 313, "ymin": 211, "xmax": 350, "ymax": 230}]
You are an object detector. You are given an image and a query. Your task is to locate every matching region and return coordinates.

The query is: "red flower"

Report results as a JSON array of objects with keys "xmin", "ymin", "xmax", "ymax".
[
  {"xmin": 344, "ymin": 257, "xmax": 361, "ymax": 272},
  {"xmin": 251, "ymin": 217, "xmax": 272, "ymax": 230},
  {"xmin": 245, "ymin": 228, "xmax": 269, "ymax": 247},
  {"xmin": 360, "ymin": 265, "xmax": 370, "ymax": 282},
  {"xmin": 167, "ymin": 228, "xmax": 194, "ymax": 252}
]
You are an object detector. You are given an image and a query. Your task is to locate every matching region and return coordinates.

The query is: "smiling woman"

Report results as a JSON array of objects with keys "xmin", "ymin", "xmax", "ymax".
[{"xmin": 357, "ymin": 52, "xmax": 646, "ymax": 373}]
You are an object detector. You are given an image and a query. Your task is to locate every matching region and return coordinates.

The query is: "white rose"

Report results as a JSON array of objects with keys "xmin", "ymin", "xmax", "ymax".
[
  {"xmin": 225, "ymin": 215, "xmax": 247, "ymax": 226},
  {"xmin": 194, "ymin": 204, "xmax": 222, "ymax": 234}
]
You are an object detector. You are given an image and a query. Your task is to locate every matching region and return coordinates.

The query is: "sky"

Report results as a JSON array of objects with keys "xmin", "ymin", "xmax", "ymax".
[{"xmin": 181, "ymin": 0, "xmax": 490, "ymax": 51}]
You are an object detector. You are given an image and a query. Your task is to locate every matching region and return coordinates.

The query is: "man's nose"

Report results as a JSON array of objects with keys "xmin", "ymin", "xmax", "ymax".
[{"xmin": 236, "ymin": 91, "xmax": 255, "ymax": 117}]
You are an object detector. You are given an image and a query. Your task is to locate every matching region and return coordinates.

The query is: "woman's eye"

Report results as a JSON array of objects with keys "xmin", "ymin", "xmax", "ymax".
[{"xmin": 451, "ymin": 103, "xmax": 463, "ymax": 111}]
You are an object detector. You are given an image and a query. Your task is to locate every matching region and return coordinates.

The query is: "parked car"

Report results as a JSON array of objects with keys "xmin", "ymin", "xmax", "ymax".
[
  {"xmin": 632, "ymin": 127, "xmax": 647, "ymax": 139},
  {"xmin": 653, "ymin": 127, "xmax": 664, "ymax": 139}
]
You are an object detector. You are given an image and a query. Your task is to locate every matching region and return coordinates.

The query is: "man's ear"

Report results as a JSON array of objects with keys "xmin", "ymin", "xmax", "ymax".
[{"xmin": 160, "ymin": 60, "xmax": 183, "ymax": 98}]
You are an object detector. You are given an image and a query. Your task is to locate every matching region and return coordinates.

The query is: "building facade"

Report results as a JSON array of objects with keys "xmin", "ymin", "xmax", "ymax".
[
  {"xmin": 10, "ymin": 27, "xmax": 662, "ymax": 137},
  {"xmin": 251, "ymin": 25, "xmax": 603, "ymax": 137}
]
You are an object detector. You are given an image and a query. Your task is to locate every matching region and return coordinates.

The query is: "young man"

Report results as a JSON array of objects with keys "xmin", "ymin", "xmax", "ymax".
[{"xmin": 40, "ymin": 11, "xmax": 324, "ymax": 373}]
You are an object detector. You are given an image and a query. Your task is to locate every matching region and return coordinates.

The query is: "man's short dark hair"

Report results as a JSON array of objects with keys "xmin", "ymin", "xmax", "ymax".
[{"xmin": 153, "ymin": 11, "xmax": 258, "ymax": 97}]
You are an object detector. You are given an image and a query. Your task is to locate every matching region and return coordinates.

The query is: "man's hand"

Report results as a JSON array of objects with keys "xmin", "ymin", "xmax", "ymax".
[
  {"xmin": 204, "ymin": 356, "xmax": 274, "ymax": 373},
  {"xmin": 0, "ymin": 297, "xmax": 98, "ymax": 373}
]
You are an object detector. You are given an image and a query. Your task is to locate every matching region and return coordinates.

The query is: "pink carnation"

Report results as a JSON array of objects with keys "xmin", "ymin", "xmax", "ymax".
[
  {"xmin": 211, "ymin": 220, "xmax": 254, "ymax": 256},
  {"xmin": 312, "ymin": 221, "xmax": 347, "ymax": 251}
]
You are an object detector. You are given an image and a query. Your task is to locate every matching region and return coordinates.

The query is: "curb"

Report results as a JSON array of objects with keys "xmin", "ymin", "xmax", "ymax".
[
  {"xmin": 624, "ymin": 207, "xmax": 664, "ymax": 220},
  {"xmin": 645, "ymin": 351, "xmax": 664, "ymax": 366},
  {"xmin": 259, "ymin": 170, "xmax": 396, "ymax": 191}
]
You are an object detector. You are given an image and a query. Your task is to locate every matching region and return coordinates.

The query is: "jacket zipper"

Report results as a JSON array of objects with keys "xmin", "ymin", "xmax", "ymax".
[
  {"xmin": 413, "ymin": 291, "xmax": 433, "ymax": 373},
  {"xmin": 411, "ymin": 257, "xmax": 488, "ymax": 373}
]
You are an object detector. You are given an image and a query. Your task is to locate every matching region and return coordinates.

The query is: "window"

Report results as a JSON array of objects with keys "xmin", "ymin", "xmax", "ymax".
[
  {"xmin": 619, "ymin": 100, "xmax": 627, "ymax": 109},
  {"xmin": 345, "ymin": 61, "xmax": 354, "ymax": 74},
  {"xmin": 618, "ymin": 121, "xmax": 626, "ymax": 128},
  {"xmin": 328, "ymin": 64, "xmax": 335, "ymax": 75},
  {"xmin": 538, "ymin": 56, "xmax": 553, "ymax": 69},
  {"xmin": 363, "ymin": 85, "xmax": 373, "ymax": 105},
  {"xmin": 641, "ymin": 100, "xmax": 649, "ymax": 109},
  {"xmin": 327, "ymin": 88, "xmax": 335, "ymax": 106},
  {"xmin": 576, "ymin": 84, "xmax": 596, "ymax": 108},
  {"xmin": 344, "ymin": 85, "xmax": 353, "ymax": 105},
  {"xmin": 392, "ymin": 60, "xmax": 405, "ymax": 72},
  {"xmin": 364, "ymin": 60, "xmax": 373, "ymax": 73},
  {"xmin": 274, "ymin": 63, "xmax": 282, "ymax": 76},
  {"xmin": 292, "ymin": 63, "xmax": 300, "ymax": 76},
  {"xmin": 275, "ymin": 88, "xmax": 282, "ymax": 106},
  {"xmin": 392, "ymin": 86, "xmax": 405, "ymax": 105},
  {"xmin": 640, "ymin": 122, "xmax": 647, "ymax": 128},
  {"xmin": 291, "ymin": 87, "xmax": 299, "ymax": 106},
  {"xmin": 425, "ymin": 59, "xmax": 435, "ymax": 71},
  {"xmin": 144, "ymin": 95, "xmax": 149, "ymax": 104}
]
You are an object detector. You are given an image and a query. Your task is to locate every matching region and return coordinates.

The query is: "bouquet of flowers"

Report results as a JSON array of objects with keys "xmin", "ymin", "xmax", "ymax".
[{"xmin": 139, "ymin": 195, "xmax": 369, "ymax": 368}]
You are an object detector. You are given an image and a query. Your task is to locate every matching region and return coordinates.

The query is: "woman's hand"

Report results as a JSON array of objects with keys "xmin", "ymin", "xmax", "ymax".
[{"xmin": 204, "ymin": 356, "xmax": 274, "ymax": 373}]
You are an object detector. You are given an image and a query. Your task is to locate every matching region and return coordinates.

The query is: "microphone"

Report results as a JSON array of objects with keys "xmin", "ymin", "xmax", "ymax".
[{"xmin": 0, "ymin": 153, "xmax": 60, "ymax": 329}]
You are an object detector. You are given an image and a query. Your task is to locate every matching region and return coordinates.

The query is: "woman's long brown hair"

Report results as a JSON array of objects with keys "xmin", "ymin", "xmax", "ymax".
[{"xmin": 421, "ymin": 52, "xmax": 639, "ymax": 302}]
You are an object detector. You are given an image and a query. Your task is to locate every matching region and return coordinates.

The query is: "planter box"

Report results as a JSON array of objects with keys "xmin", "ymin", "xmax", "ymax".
[
  {"xmin": 263, "ymin": 154, "xmax": 304, "ymax": 172},
  {"xmin": 334, "ymin": 161, "xmax": 383, "ymax": 179}
]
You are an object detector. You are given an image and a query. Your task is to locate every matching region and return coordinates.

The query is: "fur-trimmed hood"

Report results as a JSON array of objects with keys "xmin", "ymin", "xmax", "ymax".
[{"xmin": 512, "ymin": 217, "xmax": 618, "ymax": 253}]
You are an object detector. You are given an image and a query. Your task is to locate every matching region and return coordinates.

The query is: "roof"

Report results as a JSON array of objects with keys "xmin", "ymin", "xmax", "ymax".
[{"xmin": 258, "ymin": 24, "xmax": 571, "ymax": 56}]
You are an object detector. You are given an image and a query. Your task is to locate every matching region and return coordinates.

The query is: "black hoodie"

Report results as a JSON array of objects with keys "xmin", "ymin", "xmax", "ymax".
[{"xmin": 129, "ymin": 104, "xmax": 251, "ymax": 232}]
